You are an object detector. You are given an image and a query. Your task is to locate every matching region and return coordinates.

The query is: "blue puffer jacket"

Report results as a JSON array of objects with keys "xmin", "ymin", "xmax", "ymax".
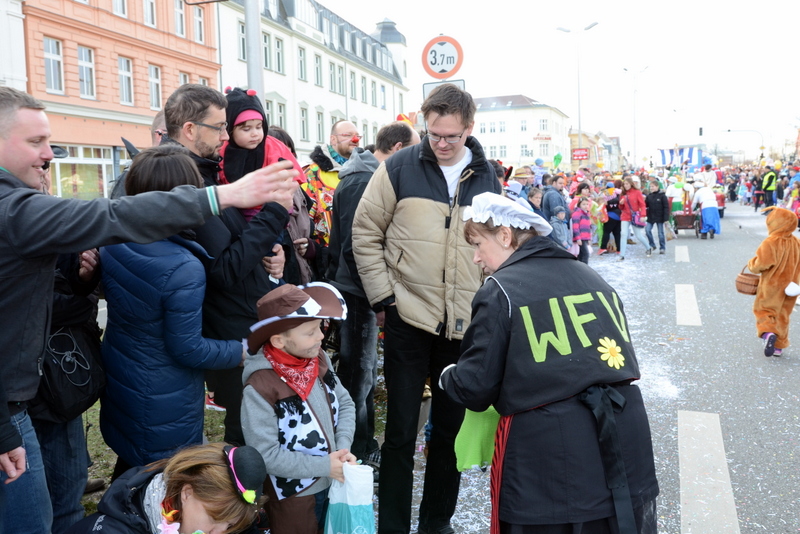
[{"xmin": 99, "ymin": 235, "xmax": 242, "ymax": 467}]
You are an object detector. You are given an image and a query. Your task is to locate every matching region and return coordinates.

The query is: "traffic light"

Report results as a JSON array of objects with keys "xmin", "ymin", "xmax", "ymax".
[{"xmin": 699, "ymin": 127, "xmax": 703, "ymax": 136}]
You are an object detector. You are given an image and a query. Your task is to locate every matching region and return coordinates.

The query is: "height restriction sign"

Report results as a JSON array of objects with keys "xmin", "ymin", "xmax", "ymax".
[{"xmin": 422, "ymin": 36, "xmax": 463, "ymax": 80}]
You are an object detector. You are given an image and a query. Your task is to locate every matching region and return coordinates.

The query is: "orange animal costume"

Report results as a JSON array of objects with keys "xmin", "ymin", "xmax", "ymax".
[{"xmin": 747, "ymin": 207, "xmax": 800, "ymax": 352}]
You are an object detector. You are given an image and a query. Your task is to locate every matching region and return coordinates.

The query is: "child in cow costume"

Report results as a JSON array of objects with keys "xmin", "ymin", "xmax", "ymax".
[{"xmin": 242, "ymin": 283, "xmax": 356, "ymax": 533}]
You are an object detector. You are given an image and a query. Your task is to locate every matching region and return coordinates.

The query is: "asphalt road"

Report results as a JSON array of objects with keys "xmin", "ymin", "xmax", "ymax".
[{"xmin": 412, "ymin": 201, "xmax": 800, "ymax": 534}]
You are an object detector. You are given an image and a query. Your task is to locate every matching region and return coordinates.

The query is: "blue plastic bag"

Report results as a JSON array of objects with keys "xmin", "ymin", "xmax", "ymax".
[{"xmin": 324, "ymin": 463, "xmax": 375, "ymax": 534}]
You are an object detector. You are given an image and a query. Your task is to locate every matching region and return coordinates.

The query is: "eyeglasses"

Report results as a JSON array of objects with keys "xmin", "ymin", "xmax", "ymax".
[
  {"xmin": 193, "ymin": 121, "xmax": 228, "ymax": 134},
  {"xmin": 336, "ymin": 133, "xmax": 362, "ymax": 139},
  {"xmin": 427, "ymin": 129, "xmax": 466, "ymax": 144}
]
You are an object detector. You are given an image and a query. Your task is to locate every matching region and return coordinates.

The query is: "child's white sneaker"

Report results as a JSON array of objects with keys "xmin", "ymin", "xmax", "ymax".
[{"xmin": 786, "ymin": 282, "xmax": 800, "ymax": 297}]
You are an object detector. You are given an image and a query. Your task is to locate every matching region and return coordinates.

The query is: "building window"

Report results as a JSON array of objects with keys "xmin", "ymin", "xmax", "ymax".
[
  {"xmin": 521, "ymin": 119, "xmax": 527, "ymax": 132},
  {"xmin": 499, "ymin": 121, "xmax": 506, "ymax": 133},
  {"xmin": 540, "ymin": 119, "xmax": 548, "ymax": 131},
  {"xmin": 329, "ymin": 63, "xmax": 335, "ymax": 92},
  {"xmin": 198, "ymin": 77, "xmax": 208, "ymax": 86},
  {"xmin": 362, "ymin": 123, "xmax": 368, "ymax": 143},
  {"xmin": 479, "ymin": 123, "xmax": 485, "ymax": 134},
  {"xmin": 44, "ymin": 37, "xmax": 64, "ymax": 94},
  {"xmin": 300, "ymin": 108, "xmax": 309, "ymax": 141},
  {"xmin": 316, "ymin": 112, "xmax": 324, "ymax": 142},
  {"xmin": 277, "ymin": 103, "xmax": 285, "ymax": 129},
  {"xmin": 143, "ymin": 0, "xmax": 156, "ymax": 27},
  {"xmin": 193, "ymin": 7, "xmax": 204, "ymax": 43},
  {"xmin": 114, "ymin": 0, "xmax": 127, "ymax": 17},
  {"xmin": 539, "ymin": 143, "xmax": 549, "ymax": 157},
  {"xmin": 148, "ymin": 64, "xmax": 162, "ymax": 110},
  {"xmin": 118, "ymin": 56, "xmax": 133, "ymax": 105},
  {"xmin": 349, "ymin": 71, "xmax": 356, "ymax": 99},
  {"xmin": 489, "ymin": 146, "xmax": 497, "ymax": 158},
  {"xmin": 361, "ymin": 76, "xmax": 367, "ymax": 103},
  {"xmin": 238, "ymin": 23, "xmax": 246, "ymax": 61},
  {"xmin": 77, "ymin": 46, "xmax": 95, "ymax": 99},
  {"xmin": 373, "ymin": 125, "xmax": 378, "ymax": 142},
  {"xmin": 275, "ymin": 38, "xmax": 284, "ymax": 73},
  {"xmin": 371, "ymin": 81, "xmax": 376, "ymax": 106},
  {"xmin": 264, "ymin": 101, "xmax": 272, "ymax": 125},
  {"xmin": 174, "ymin": 0, "xmax": 184, "ymax": 36},
  {"xmin": 489, "ymin": 122, "xmax": 495, "ymax": 133},
  {"xmin": 179, "ymin": 72, "xmax": 190, "ymax": 85},
  {"xmin": 314, "ymin": 54, "xmax": 322, "ymax": 85},
  {"xmin": 499, "ymin": 145, "xmax": 507, "ymax": 158},
  {"xmin": 298, "ymin": 47, "xmax": 306, "ymax": 80},
  {"xmin": 399, "ymin": 92, "xmax": 404, "ymax": 113},
  {"xmin": 520, "ymin": 144, "xmax": 529, "ymax": 157},
  {"xmin": 337, "ymin": 66, "xmax": 345, "ymax": 95},
  {"xmin": 262, "ymin": 33, "xmax": 272, "ymax": 69},
  {"xmin": 380, "ymin": 85, "xmax": 386, "ymax": 109}
]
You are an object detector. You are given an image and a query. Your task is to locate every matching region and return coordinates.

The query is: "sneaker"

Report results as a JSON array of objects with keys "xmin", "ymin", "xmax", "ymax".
[
  {"xmin": 763, "ymin": 332, "xmax": 777, "ymax": 357},
  {"xmin": 773, "ymin": 349, "xmax": 783, "ymax": 357},
  {"xmin": 709, "ymin": 229, "xmax": 715, "ymax": 239},
  {"xmin": 205, "ymin": 394, "xmax": 226, "ymax": 411},
  {"xmin": 701, "ymin": 233, "xmax": 707, "ymax": 239},
  {"xmin": 659, "ymin": 249, "xmax": 665, "ymax": 255},
  {"xmin": 646, "ymin": 248, "xmax": 652, "ymax": 257},
  {"xmin": 618, "ymin": 256, "xmax": 625, "ymax": 261},
  {"xmin": 598, "ymin": 249, "xmax": 608, "ymax": 255}
]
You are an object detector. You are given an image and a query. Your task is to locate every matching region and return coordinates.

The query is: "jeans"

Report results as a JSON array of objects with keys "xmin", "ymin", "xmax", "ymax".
[
  {"xmin": 619, "ymin": 221, "xmax": 650, "ymax": 258},
  {"xmin": 336, "ymin": 291, "xmax": 379, "ymax": 459},
  {"xmin": 0, "ymin": 411, "xmax": 53, "ymax": 534},
  {"xmin": 576, "ymin": 241, "xmax": 590, "ymax": 264},
  {"xmin": 378, "ymin": 307, "xmax": 464, "ymax": 534},
  {"xmin": 645, "ymin": 222, "xmax": 666, "ymax": 251},
  {"xmin": 32, "ymin": 415, "xmax": 89, "ymax": 534}
]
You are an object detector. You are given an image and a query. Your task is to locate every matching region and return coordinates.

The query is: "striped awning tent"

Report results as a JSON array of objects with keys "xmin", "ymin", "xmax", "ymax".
[{"xmin": 659, "ymin": 147, "xmax": 703, "ymax": 168}]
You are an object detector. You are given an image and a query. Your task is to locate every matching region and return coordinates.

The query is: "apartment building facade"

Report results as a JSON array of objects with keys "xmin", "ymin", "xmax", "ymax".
[
  {"xmin": 474, "ymin": 95, "xmax": 570, "ymax": 170},
  {"xmin": 21, "ymin": 0, "xmax": 219, "ymax": 198},
  {"xmin": 219, "ymin": 0, "xmax": 408, "ymax": 163}
]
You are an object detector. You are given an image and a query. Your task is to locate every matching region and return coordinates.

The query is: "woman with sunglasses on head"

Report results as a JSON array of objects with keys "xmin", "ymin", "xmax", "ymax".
[{"xmin": 66, "ymin": 443, "xmax": 267, "ymax": 534}]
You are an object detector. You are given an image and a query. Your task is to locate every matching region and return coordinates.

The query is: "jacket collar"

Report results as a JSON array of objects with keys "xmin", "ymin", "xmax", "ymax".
[{"xmin": 498, "ymin": 236, "xmax": 576, "ymax": 271}]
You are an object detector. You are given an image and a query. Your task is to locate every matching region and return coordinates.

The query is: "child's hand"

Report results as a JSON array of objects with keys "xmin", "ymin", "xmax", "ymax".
[{"xmin": 329, "ymin": 449, "xmax": 357, "ymax": 482}]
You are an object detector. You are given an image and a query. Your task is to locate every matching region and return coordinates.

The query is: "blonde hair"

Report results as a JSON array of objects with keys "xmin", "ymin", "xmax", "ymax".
[
  {"xmin": 151, "ymin": 443, "xmax": 258, "ymax": 533},
  {"xmin": 464, "ymin": 218, "xmax": 539, "ymax": 248}
]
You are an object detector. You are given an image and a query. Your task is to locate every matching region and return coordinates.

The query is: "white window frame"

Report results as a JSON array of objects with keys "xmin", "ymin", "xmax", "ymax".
[
  {"xmin": 499, "ymin": 145, "xmax": 507, "ymax": 158},
  {"xmin": 489, "ymin": 146, "xmax": 497, "ymax": 158},
  {"xmin": 264, "ymin": 101, "xmax": 272, "ymax": 125},
  {"xmin": 380, "ymin": 85, "xmax": 386, "ymax": 109},
  {"xmin": 148, "ymin": 64, "xmax": 162, "ymax": 110},
  {"xmin": 540, "ymin": 119, "xmax": 548, "ymax": 131},
  {"xmin": 361, "ymin": 76, "xmax": 367, "ymax": 103},
  {"xmin": 300, "ymin": 108, "xmax": 309, "ymax": 141},
  {"xmin": 118, "ymin": 56, "xmax": 134, "ymax": 105},
  {"xmin": 113, "ymin": 0, "xmax": 127, "ymax": 17},
  {"xmin": 316, "ymin": 111, "xmax": 324, "ymax": 142},
  {"xmin": 489, "ymin": 122, "xmax": 496, "ymax": 133},
  {"xmin": 499, "ymin": 121, "xmax": 506, "ymax": 133},
  {"xmin": 198, "ymin": 77, "xmax": 208, "ymax": 86},
  {"xmin": 275, "ymin": 38, "xmax": 284, "ymax": 73},
  {"xmin": 179, "ymin": 72, "xmax": 190, "ymax": 85},
  {"xmin": 313, "ymin": 54, "xmax": 322, "ymax": 85},
  {"xmin": 44, "ymin": 37, "xmax": 64, "ymax": 94},
  {"xmin": 349, "ymin": 71, "xmax": 356, "ymax": 99},
  {"xmin": 238, "ymin": 22, "xmax": 247, "ymax": 61},
  {"xmin": 371, "ymin": 81, "xmax": 377, "ymax": 107},
  {"xmin": 521, "ymin": 144, "xmax": 529, "ymax": 157},
  {"xmin": 174, "ymin": 0, "xmax": 185, "ymax": 37},
  {"xmin": 521, "ymin": 119, "xmax": 527, "ymax": 132},
  {"xmin": 337, "ymin": 66, "xmax": 345, "ymax": 95},
  {"xmin": 193, "ymin": 6, "xmax": 205, "ymax": 44},
  {"xmin": 479, "ymin": 123, "xmax": 486, "ymax": 134},
  {"xmin": 143, "ymin": 0, "xmax": 156, "ymax": 27},
  {"xmin": 539, "ymin": 143, "xmax": 549, "ymax": 157},
  {"xmin": 298, "ymin": 47, "xmax": 306, "ymax": 81},
  {"xmin": 329, "ymin": 63, "xmax": 335, "ymax": 92},
  {"xmin": 277, "ymin": 103, "xmax": 286, "ymax": 129},
  {"xmin": 77, "ymin": 46, "xmax": 96, "ymax": 99},
  {"xmin": 262, "ymin": 33, "xmax": 272, "ymax": 70}
]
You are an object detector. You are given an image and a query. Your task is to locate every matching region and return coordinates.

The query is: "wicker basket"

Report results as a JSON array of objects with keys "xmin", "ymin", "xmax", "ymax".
[{"xmin": 735, "ymin": 267, "xmax": 760, "ymax": 295}]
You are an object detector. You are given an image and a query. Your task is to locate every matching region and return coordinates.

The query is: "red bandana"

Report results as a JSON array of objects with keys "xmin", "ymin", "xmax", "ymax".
[{"xmin": 263, "ymin": 345, "xmax": 319, "ymax": 400}]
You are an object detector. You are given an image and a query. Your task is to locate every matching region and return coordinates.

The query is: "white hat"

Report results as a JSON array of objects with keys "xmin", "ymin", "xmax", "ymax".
[{"xmin": 463, "ymin": 192, "xmax": 552, "ymax": 236}]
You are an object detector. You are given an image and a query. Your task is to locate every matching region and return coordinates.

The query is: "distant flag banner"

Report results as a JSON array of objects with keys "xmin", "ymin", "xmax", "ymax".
[{"xmin": 659, "ymin": 147, "xmax": 701, "ymax": 167}]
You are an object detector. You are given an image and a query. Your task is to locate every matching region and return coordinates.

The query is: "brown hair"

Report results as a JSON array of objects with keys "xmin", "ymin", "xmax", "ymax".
[
  {"xmin": 150, "ymin": 443, "xmax": 258, "ymax": 533},
  {"xmin": 0, "ymin": 88, "xmax": 46, "ymax": 138},
  {"xmin": 164, "ymin": 84, "xmax": 227, "ymax": 139},
  {"xmin": 421, "ymin": 84, "xmax": 476, "ymax": 127},
  {"xmin": 375, "ymin": 122, "xmax": 415, "ymax": 153},
  {"xmin": 622, "ymin": 177, "xmax": 639, "ymax": 192},
  {"xmin": 125, "ymin": 145, "xmax": 203, "ymax": 196},
  {"xmin": 464, "ymin": 218, "xmax": 539, "ymax": 249}
]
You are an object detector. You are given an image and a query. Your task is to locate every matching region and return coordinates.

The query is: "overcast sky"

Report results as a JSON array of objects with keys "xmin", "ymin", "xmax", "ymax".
[{"xmin": 325, "ymin": 0, "xmax": 800, "ymax": 164}]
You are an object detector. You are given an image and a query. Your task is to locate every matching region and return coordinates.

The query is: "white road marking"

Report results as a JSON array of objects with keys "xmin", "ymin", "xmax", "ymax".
[
  {"xmin": 679, "ymin": 410, "xmax": 741, "ymax": 534},
  {"xmin": 675, "ymin": 284, "xmax": 702, "ymax": 326},
  {"xmin": 675, "ymin": 246, "xmax": 690, "ymax": 262}
]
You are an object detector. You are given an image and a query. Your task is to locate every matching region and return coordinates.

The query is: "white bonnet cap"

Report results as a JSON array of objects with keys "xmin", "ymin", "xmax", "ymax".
[{"xmin": 463, "ymin": 192, "xmax": 552, "ymax": 236}]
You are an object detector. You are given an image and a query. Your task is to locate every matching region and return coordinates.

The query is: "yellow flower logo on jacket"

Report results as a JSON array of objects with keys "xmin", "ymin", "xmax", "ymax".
[{"xmin": 597, "ymin": 337, "xmax": 625, "ymax": 369}]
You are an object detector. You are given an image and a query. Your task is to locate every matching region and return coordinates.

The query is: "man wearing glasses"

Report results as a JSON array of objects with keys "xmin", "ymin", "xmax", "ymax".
[
  {"xmin": 353, "ymin": 84, "xmax": 501, "ymax": 534},
  {"xmin": 303, "ymin": 120, "xmax": 361, "ymax": 261}
]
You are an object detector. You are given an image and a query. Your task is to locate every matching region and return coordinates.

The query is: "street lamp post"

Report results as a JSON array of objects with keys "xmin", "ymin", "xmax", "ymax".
[
  {"xmin": 623, "ymin": 66, "xmax": 648, "ymax": 170},
  {"xmin": 557, "ymin": 22, "xmax": 598, "ymax": 152}
]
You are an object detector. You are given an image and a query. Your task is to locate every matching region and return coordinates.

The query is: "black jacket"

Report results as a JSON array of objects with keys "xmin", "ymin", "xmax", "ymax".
[
  {"xmin": 326, "ymin": 148, "xmax": 379, "ymax": 297},
  {"xmin": 645, "ymin": 190, "xmax": 671, "ymax": 223}
]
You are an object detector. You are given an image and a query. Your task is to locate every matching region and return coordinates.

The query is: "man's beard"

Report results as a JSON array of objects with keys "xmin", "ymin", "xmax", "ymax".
[{"xmin": 195, "ymin": 139, "xmax": 219, "ymax": 159}]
